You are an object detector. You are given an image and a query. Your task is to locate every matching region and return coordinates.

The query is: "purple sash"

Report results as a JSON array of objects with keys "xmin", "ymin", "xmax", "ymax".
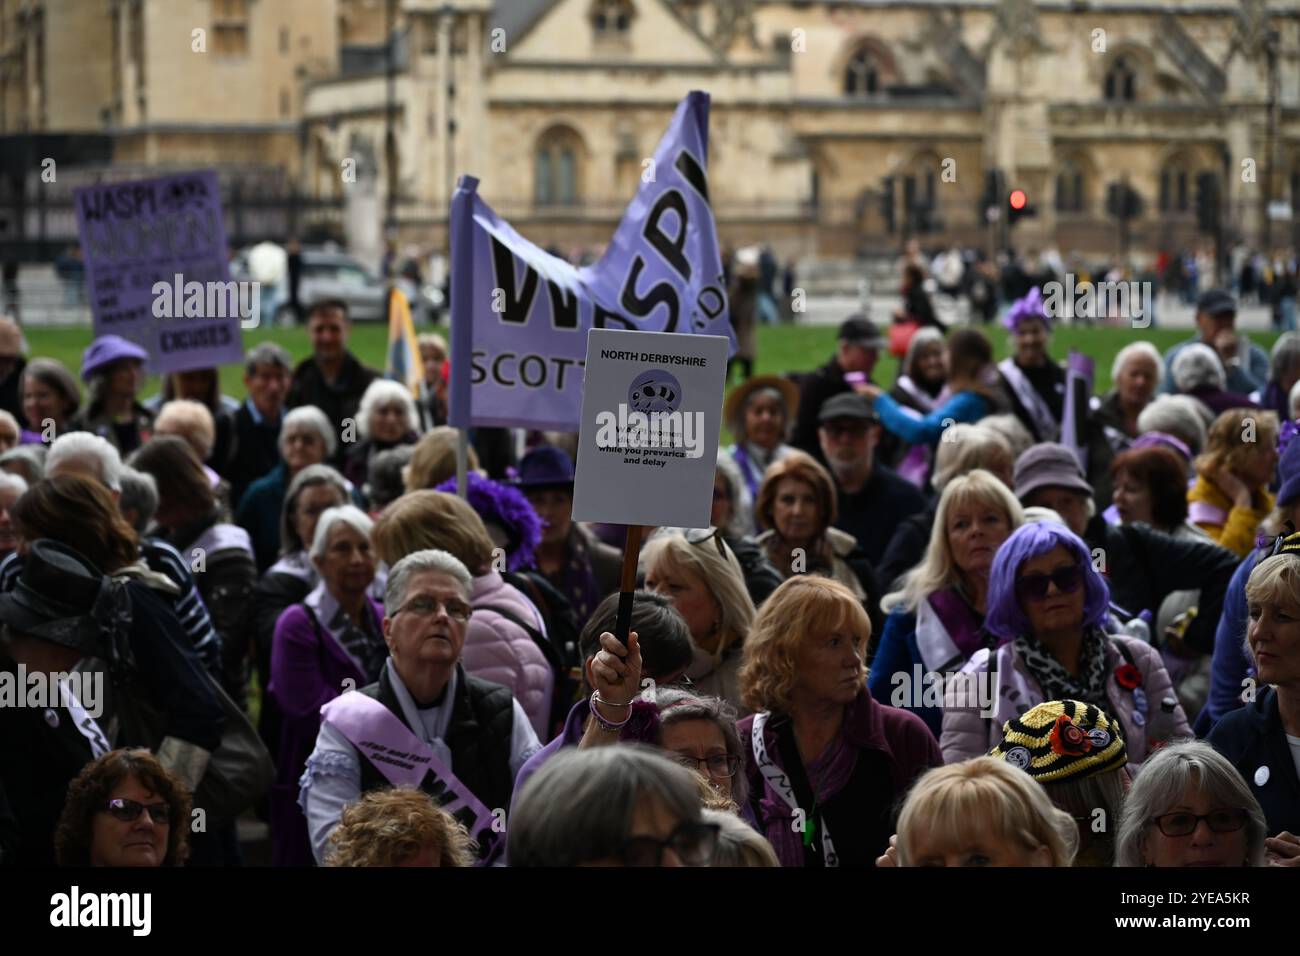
[
  {"xmin": 998, "ymin": 357, "xmax": 1059, "ymax": 442},
  {"xmin": 1188, "ymin": 500, "xmax": 1228, "ymax": 526},
  {"xmin": 320, "ymin": 691, "xmax": 501, "ymax": 863}
]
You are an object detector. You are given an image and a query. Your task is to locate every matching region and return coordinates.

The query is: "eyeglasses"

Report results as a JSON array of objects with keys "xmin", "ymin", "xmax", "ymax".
[
  {"xmin": 103, "ymin": 798, "xmax": 170, "ymax": 824},
  {"xmin": 616, "ymin": 821, "xmax": 720, "ymax": 867},
  {"xmin": 1014, "ymin": 565, "xmax": 1083, "ymax": 601},
  {"xmin": 1149, "ymin": 809, "xmax": 1249, "ymax": 838},
  {"xmin": 396, "ymin": 596, "xmax": 473, "ymax": 622},
  {"xmin": 685, "ymin": 526, "xmax": 727, "ymax": 560},
  {"xmin": 673, "ymin": 753, "xmax": 741, "ymax": 779}
]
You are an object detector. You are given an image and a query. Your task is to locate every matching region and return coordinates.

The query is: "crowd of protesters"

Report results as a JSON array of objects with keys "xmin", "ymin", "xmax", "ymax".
[{"xmin": 1, "ymin": 276, "xmax": 1299, "ymax": 871}]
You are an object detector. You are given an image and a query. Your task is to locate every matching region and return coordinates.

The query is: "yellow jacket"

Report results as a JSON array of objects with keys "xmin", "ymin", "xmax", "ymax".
[{"xmin": 1187, "ymin": 472, "xmax": 1274, "ymax": 558}]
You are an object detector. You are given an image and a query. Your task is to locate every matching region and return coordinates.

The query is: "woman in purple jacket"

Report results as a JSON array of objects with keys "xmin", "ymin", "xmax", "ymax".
[
  {"xmin": 270, "ymin": 504, "xmax": 386, "ymax": 866},
  {"xmin": 737, "ymin": 574, "xmax": 942, "ymax": 868},
  {"xmin": 941, "ymin": 522, "xmax": 1190, "ymax": 769}
]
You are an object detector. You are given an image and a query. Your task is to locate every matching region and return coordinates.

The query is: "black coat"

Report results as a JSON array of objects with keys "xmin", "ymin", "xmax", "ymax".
[
  {"xmin": 224, "ymin": 403, "xmax": 283, "ymax": 507},
  {"xmin": 1206, "ymin": 687, "xmax": 1300, "ymax": 838},
  {"xmin": 286, "ymin": 352, "xmax": 378, "ymax": 463},
  {"xmin": 791, "ymin": 358, "xmax": 851, "ymax": 461}
]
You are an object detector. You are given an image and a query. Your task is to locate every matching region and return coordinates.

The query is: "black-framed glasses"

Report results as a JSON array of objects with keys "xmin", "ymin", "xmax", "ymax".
[
  {"xmin": 684, "ymin": 526, "xmax": 727, "ymax": 559},
  {"xmin": 1149, "ymin": 809, "xmax": 1249, "ymax": 838},
  {"xmin": 396, "ymin": 595, "xmax": 473, "ymax": 622},
  {"xmin": 103, "ymin": 798, "xmax": 170, "ymax": 824},
  {"xmin": 1015, "ymin": 565, "xmax": 1083, "ymax": 601},
  {"xmin": 616, "ymin": 821, "xmax": 721, "ymax": 867},
  {"xmin": 673, "ymin": 753, "xmax": 741, "ymax": 779}
]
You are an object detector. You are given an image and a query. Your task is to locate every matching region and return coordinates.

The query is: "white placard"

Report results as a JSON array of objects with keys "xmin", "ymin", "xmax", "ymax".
[{"xmin": 572, "ymin": 328, "xmax": 729, "ymax": 528}]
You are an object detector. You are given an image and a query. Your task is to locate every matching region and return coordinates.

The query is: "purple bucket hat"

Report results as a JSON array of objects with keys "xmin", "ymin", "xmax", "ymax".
[{"xmin": 80, "ymin": 335, "xmax": 149, "ymax": 382}]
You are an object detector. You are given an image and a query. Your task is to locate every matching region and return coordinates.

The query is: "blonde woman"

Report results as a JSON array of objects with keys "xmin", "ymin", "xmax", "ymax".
[
  {"xmin": 737, "ymin": 575, "xmax": 941, "ymax": 867},
  {"xmin": 1188, "ymin": 407, "xmax": 1279, "ymax": 557},
  {"xmin": 869, "ymin": 470, "xmax": 1025, "ymax": 736},
  {"xmin": 325, "ymin": 787, "xmax": 474, "ymax": 867},
  {"xmin": 642, "ymin": 530, "xmax": 756, "ymax": 713},
  {"xmin": 404, "ymin": 425, "xmax": 479, "ymax": 492},
  {"xmin": 894, "ymin": 757, "xmax": 1078, "ymax": 867}
]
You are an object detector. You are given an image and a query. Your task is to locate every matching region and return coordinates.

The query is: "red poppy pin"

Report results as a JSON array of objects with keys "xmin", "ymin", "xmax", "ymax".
[
  {"xmin": 1114, "ymin": 663, "xmax": 1142, "ymax": 691},
  {"xmin": 1049, "ymin": 714, "xmax": 1092, "ymax": 757}
]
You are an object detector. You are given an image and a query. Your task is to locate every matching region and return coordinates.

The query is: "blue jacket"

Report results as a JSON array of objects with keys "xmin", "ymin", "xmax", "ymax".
[
  {"xmin": 1206, "ymin": 687, "xmax": 1300, "ymax": 838},
  {"xmin": 1161, "ymin": 336, "xmax": 1269, "ymax": 397},
  {"xmin": 237, "ymin": 462, "xmax": 290, "ymax": 573},
  {"xmin": 873, "ymin": 390, "xmax": 989, "ymax": 447},
  {"xmin": 868, "ymin": 609, "xmax": 944, "ymax": 737},
  {"xmin": 1195, "ymin": 551, "xmax": 1258, "ymax": 736}
]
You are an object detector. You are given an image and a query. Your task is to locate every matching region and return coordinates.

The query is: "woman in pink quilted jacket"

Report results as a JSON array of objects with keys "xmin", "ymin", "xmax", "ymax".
[
  {"xmin": 940, "ymin": 522, "xmax": 1190, "ymax": 770},
  {"xmin": 373, "ymin": 490, "xmax": 554, "ymax": 737}
]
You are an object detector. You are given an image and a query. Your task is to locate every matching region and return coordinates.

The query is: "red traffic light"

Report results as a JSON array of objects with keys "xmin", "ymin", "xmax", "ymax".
[{"xmin": 1009, "ymin": 189, "xmax": 1027, "ymax": 210}]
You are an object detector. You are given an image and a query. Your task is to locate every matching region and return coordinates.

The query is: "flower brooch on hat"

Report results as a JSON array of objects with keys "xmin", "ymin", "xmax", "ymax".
[{"xmin": 990, "ymin": 699, "xmax": 1128, "ymax": 783}]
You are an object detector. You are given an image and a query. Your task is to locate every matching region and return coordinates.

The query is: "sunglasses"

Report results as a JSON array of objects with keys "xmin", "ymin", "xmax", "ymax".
[
  {"xmin": 615, "ymin": 821, "xmax": 720, "ymax": 867},
  {"xmin": 103, "ymin": 798, "xmax": 171, "ymax": 824},
  {"xmin": 1014, "ymin": 565, "xmax": 1083, "ymax": 601},
  {"xmin": 1149, "ymin": 808, "xmax": 1248, "ymax": 838},
  {"xmin": 685, "ymin": 526, "xmax": 727, "ymax": 560}
]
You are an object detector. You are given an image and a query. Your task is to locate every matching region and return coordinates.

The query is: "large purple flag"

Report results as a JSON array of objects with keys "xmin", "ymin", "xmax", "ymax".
[{"xmin": 449, "ymin": 91, "xmax": 735, "ymax": 431}]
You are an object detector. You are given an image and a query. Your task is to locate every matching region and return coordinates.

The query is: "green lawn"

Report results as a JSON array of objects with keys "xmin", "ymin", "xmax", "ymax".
[{"xmin": 23, "ymin": 322, "xmax": 1281, "ymax": 404}]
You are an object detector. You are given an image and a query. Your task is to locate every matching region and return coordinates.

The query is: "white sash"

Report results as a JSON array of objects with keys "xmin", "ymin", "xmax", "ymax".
[
  {"xmin": 914, "ymin": 599, "xmax": 965, "ymax": 674},
  {"xmin": 998, "ymin": 358, "xmax": 1059, "ymax": 442},
  {"xmin": 751, "ymin": 712, "xmax": 838, "ymax": 866},
  {"xmin": 894, "ymin": 375, "xmax": 940, "ymax": 413},
  {"xmin": 63, "ymin": 679, "xmax": 110, "ymax": 758}
]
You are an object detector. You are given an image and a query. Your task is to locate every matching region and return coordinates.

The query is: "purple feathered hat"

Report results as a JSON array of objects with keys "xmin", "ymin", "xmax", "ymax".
[
  {"xmin": 985, "ymin": 522, "xmax": 1111, "ymax": 641},
  {"xmin": 433, "ymin": 472, "xmax": 542, "ymax": 572},
  {"xmin": 1002, "ymin": 286, "xmax": 1052, "ymax": 333}
]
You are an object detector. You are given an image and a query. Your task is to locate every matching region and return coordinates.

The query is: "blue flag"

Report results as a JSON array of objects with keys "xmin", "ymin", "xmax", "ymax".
[{"xmin": 449, "ymin": 90, "xmax": 735, "ymax": 431}]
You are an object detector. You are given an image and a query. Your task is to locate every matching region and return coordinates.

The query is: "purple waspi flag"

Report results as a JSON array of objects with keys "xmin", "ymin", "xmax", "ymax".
[{"xmin": 449, "ymin": 90, "xmax": 735, "ymax": 431}]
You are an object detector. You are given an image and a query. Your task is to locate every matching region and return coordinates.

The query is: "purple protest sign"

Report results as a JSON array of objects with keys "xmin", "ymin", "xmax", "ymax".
[
  {"xmin": 74, "ymin": 170, "xmax": 245, "ymax": 375},
  {"xmin": 450, "ymin": 91, "xmax": 735, "ymax": 431},
  {"xmin": 1062, "ymin": 349, "xmax": 1096, "ymax": 469}
]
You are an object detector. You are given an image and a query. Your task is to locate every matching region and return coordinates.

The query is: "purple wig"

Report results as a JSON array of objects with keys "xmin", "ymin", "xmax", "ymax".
[
  {"xmin": 1001, "ymin": 286, "xmax": 1052, "ymax": 333},
  {"xmin": 984, "ymin": 522, "xmax": 1111, "ymax": 641},
  {"xmin": 433, "ymin": 472, "xmax": 543, "ymax": 573}
]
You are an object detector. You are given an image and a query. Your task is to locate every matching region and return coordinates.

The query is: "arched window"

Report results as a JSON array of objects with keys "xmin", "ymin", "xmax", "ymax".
[
  {"xmin": 591, "ymin": 0, "xmax": 633, "ymax": 35},
  {"xmin": 1104, "ymin": 55, "xmax": 1137, "ymax": 102},
  {"xmin": 1159, "ymin": 162, "xmax": 1190, "ymax": 213},
  {"xmin": 1055, "ymin": 162, "xmax": 1085, "ymax": 213},
  {"xmin": 844, "ymin": 49, "xmax": 880, "ymax": 97},
  {"xmin": 535, "ymin": 127, "xmax": 583, "ymax": 207}
]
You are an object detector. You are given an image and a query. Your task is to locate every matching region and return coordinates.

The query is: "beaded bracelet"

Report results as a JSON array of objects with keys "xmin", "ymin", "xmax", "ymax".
[{"xmin": 589, "ymin": 690, "xmax": 632, "ymax": 731}]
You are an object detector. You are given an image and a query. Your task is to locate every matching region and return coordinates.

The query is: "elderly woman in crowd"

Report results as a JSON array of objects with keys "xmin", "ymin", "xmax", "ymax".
[
  {"xmin": 238, "ymin": 405, "xmax": 339, "ymax": 570},
  {"xmin": 270, "ymin": 504, "xmax": 385, "ymax": 867},
  {"xmin": 893, "ymin": 757, "xmax": 1078, "ymax": 867},
  {"xmin": 1115, "ymin": 741, "xmax": 1268, "ymax": 867},
  {"xmin": 737, "ymin": 575, "xmax": 941, "ymax": 867},
  {"xmin": 1256, "ymin": 332, "xmax": 1300, "ymax": 420},
  {"xmin": 1200, "ymin": 438, "xmax": 1300, "ymax": 732},
  {"xmin": 754, "ymin": 451, "xmax": 877, "ymax": 614},
  {"xmin": 131, "ymin": 435, "xmax": 258, "ymax": 706},
  {"xmin": 1137, "ymin": 394, "xmax": 1210, "ymax": 462},
  {"xmin": 249, "ymin": 464, "xmax": 351, "ymax": 754},
  {"xmin": 146, "ymin": 366, "xmax": 238, "ymax": 468},
  {"xmin": 1088, "ymin": 341, "xmax": 1164, "ymax": 505},
  {"xmin": 325, "ymin": 787, "xmax": 474, "ymax": 867},
  {"xmin": 54, "ymin": 749, "xmax": 192, "ymax": 868},
  {"xmin": 343, "ymin": 379, "xmax": 420, "ymax": 492},
  {"xmin": 1206, "ymin": 535, "xmax": 1300, "ymax": 857},
  {"xmin": 1014, "ymin": 442, "xmax": 1238, "ymax": 657},
  {"xmin": 996, "ymin": 287, "xmax": 1064, "ymax": 443},
  {"xmin": 644, "ymin": 687, "xmax": 749, "ymax": 809},
  {"xmin": 366, "ymin": 444, "xmax": 416, "ymax": 516},
  {"xmin": 1188, "ymin": 407, "xmax": 1279, "ymax": 558},
  {"xmin": 18, "ymin": 357, "xmax": 80, "ymax": 443},
  {"xmin": 871, "ymin": 470, "xmax": 1025, "ymax": 736},
  {"xmin": 72, "ymin": 334, "xmax": 153, "ymax": 455},
  {"xmin": 509, "ymin": 745, "xmax": 717, "ymax": 867},
  {"xmin": 1172, "ymin": 342, "xmax": 1258, "ymax": 417},
  {"xmin": 642, "ymin": 529, "xmax": 755, "ymax": 711},
  {"xmin": 989, "ymin": 699, "xmax": 1130, "ymax": 866},
  {"xmin": 373, "ymin": 490, "xmax": 554, "ymax": 736},
  {"xmin": 300, "ymin": 549, "xmax": 542, "ymax": 865},
  {"xmin": 876, "ymin": 423, "xmax": 1016, "ymax": 594},
  {"xmin": 0, "ymin": 471, "xmax": 25, "ymax": 559},
  {"xmin": 861, "ymin": 328, "xmax": 1003, "ymax": 448},
  {"xmin": 889, "ymin": 327, "xmax": 947, "ymax": 423},
  {"xmin": 723, "ymin": 375, "xmax": 799, "ymax": 501},
  {"xmin": 514, "ymin": 445, "xmax": 620, "ymax": 623},
  {"xmin": 0, "ymin": 446, "xmax": 42, "ymax": 487},
  {"xmin": 941, "ymin": 521, "xmax": 1190, "ymax": 768}
]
